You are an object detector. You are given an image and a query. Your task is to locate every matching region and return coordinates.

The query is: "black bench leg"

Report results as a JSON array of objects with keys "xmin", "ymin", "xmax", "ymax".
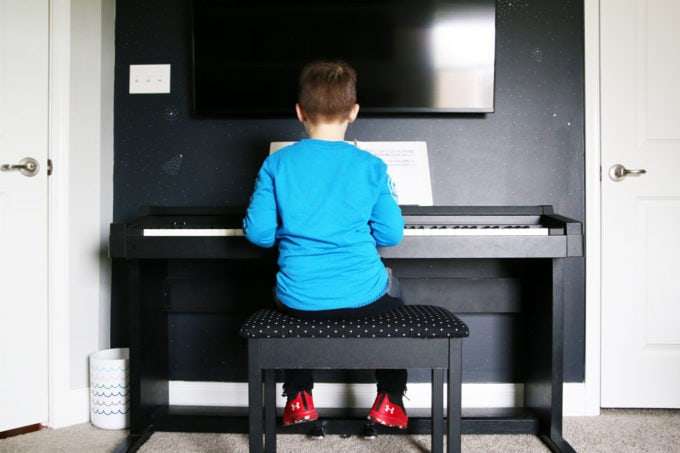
[
  {"xmin": 264, "ymin": 369, "xmax": 277, "ymax": 453},
  {"xmin": 432, "ymin": 368, "xmax": 444, "ymax": 453},
  {"xmin": 447, "ymin": 338, "xmax": 462, "ymax": 453},
  {"xmin": 248, "ymin": 339, "xmax": 263, "ymax": 453}
]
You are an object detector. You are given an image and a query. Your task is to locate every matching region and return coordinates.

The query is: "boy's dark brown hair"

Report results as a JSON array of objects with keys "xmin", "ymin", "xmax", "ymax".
[{"xmin": 298, "ymin": 60, "xmax": 357, "ymax": 123}]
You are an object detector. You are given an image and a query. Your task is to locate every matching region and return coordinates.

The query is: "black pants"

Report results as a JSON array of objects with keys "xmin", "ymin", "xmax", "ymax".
[{"xmin": 277, "ymin": 293, "xmax": 408, "ymax": 401}]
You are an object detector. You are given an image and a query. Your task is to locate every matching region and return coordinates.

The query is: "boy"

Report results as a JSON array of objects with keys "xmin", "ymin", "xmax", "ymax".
[{"xmin": 243, "ymin": 61, "xmax": 408, "ymax": 429}]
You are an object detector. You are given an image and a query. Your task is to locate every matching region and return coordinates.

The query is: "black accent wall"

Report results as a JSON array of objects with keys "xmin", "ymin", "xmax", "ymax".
[{"xmin": 113, "ymin": 0, "xmax": 585, "ymax": 382}]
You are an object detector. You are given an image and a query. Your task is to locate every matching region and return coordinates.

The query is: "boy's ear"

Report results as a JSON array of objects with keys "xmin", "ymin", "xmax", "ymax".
[
  {"xmin": 348, "ymin": 103, "xmax": 360, "ymax": 123},
  {"xmin": 295, "ymin": 103, "xmax": 307, "ymax": 123}
]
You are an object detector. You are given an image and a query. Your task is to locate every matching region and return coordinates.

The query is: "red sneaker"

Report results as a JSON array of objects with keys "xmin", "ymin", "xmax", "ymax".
[
  {"xmin": 367, "ymin": 393, "xmax": 408, "ymax": 429},
  {"xmin": 283, "ymin": 390, "xmax": 319, "ymax": 426}
]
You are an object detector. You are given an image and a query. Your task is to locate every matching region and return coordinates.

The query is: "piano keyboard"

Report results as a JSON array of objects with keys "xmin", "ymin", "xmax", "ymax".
[
  {"xmin": 142, "ymin": 225, "xmax": 548, "ymax": 237},
  {"xmin": 110, "ymin": 206, "xmax": 582, "ymax": 260}
]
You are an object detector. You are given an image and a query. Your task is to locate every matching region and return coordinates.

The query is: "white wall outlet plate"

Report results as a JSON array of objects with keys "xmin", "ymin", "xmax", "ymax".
[{"xmin": 129, "ymin": 64, "xmax": 171, "ymax": 94}]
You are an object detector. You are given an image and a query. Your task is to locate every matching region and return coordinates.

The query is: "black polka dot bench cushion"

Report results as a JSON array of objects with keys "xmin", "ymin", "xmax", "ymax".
[{"xmin": 240, "ymin": 305, "xmax": 469, "ymax": 339}]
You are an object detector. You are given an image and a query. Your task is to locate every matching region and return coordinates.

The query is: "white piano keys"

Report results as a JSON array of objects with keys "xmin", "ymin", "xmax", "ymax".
[
  {"xmin": 403, "ymin": 226, "xmax": 549, "ymax": 236},
  {"xmin": 143, "ymin": 228, "xmax": 244, "ymax": 237},
  {"xmin": 142, "ymin": 226, "xmax": 548, "ymax": 238}
]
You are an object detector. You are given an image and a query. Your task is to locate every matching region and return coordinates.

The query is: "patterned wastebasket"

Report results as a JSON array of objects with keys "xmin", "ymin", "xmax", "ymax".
[{"xmin": 89, "ymin": 348, "xmax": 130, "ymax": 429}]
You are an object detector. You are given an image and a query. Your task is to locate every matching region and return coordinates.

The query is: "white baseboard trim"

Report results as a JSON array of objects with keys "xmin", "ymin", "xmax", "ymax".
[
  {"xmin": 57, "ymin": 381, "xmax": 593, "ymax": 429},
  {"xmin": 169, "ymin": 381, "xmax": 593, "ymax": 416}
]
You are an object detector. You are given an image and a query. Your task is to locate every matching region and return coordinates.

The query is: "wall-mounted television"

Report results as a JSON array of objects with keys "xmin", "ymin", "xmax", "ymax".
[{"xmin": 190, "ymin": 0, "xmax": 496, "ymax": 116}]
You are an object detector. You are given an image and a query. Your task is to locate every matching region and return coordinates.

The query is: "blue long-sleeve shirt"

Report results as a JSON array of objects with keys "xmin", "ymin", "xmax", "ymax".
[{"xmin": 243, "ymin": 139, "xmax": 404, "ymax": 311}]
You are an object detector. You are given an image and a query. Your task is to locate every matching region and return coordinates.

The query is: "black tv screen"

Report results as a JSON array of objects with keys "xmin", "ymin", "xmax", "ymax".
[{"xmin": 191, "ymin": 0, "xmax": 496, "ymax": 116}]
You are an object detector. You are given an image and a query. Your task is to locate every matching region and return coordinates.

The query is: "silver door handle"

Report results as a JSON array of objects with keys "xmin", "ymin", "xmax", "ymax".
[
  {"xmin": 609, "ymin": 164, "xmax": 646, "ymax": 182},
  {"xmin": 1, "ymin": 157, "xmax": 39, "ymax": 177}
]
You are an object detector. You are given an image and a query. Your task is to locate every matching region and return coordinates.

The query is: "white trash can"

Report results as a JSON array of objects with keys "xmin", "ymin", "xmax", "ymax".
[{"xmin": 89, "ymin": 347, "xmax": 130, "ymax": 430}]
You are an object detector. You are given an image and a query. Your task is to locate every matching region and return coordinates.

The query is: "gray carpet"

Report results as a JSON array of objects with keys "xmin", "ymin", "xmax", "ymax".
[{"xmin": 2, "ymin": 409, "xmax": 679, "ymax": 452}]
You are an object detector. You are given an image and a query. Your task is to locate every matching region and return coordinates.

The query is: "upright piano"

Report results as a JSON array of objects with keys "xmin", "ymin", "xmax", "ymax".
[{"xmin": 110, "ymin": 205, "xmax": 582, "ymax": 452}]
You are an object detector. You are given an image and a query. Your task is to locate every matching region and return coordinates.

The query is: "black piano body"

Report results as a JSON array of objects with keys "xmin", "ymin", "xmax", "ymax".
[{"xmin": 109, "ymin": 205, "xmax": 582, "ymax": 452}]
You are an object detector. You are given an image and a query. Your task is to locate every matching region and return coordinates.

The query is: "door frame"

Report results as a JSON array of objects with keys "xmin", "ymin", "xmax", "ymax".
[
  {"xmin": 48, "ymin": 0, "xmax": 75, "ymax": 427},
  {"xmin": 582, "ymin": 0, "xmax": 602, "ymax": 416},
  {"xmin": 47, "ymin": 0, "xmax": 116, "ymax": 427}
]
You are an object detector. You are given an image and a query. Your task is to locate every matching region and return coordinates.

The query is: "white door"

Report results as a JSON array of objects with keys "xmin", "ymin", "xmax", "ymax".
[
  {"xmin": 601, "ymin": 0, "xmax": 680, "ymax": 407},
  {"xmin": 0, "ymin": 0, "xmax": 49, "ymax": 430}
]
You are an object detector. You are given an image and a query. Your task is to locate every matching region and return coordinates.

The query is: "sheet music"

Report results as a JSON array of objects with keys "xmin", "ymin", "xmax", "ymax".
[{"xmin": 269, "ymin": 141, "xmax": 433, "ymax": 206}]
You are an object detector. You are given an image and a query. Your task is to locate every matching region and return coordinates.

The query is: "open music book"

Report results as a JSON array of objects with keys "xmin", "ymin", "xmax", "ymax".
[{"xmin": 269, "ymin": 141, "xmax": 433, "ymax": 206}]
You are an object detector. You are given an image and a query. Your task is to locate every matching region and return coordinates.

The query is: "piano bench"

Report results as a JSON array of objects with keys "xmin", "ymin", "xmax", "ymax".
[{"xmin": 239, "ymin": 305, "xmax": 469, "ymax": 453}]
